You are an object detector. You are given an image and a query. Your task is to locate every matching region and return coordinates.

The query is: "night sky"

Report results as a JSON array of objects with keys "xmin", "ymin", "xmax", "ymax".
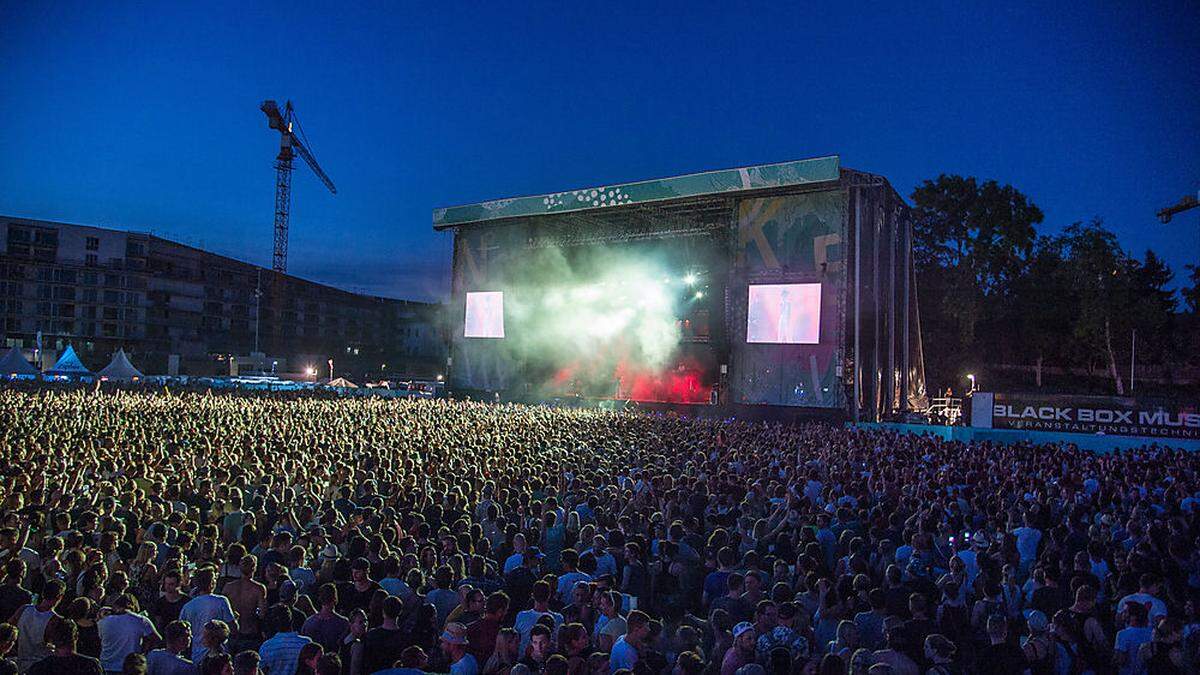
[{"xmin": 1, "ymin": 2, "xmax": 1197, "ymax": 303}]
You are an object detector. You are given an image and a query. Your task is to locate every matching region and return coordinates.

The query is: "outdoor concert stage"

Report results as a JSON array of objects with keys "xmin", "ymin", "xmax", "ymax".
[{"xmin": 434, "ymin": 156, "xmax": 926, "ymax": 422}]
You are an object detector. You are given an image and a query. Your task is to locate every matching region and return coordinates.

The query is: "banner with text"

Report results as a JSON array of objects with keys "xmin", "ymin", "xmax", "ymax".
[{"xmin": 971, "ymin": 392, "xmax": 1200, "ymax": 440}]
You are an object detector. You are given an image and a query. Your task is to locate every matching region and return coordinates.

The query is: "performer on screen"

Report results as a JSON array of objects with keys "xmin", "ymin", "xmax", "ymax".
[{"xmin": 777, "ymin": 287, "xmax": 792, "ymax": 343}]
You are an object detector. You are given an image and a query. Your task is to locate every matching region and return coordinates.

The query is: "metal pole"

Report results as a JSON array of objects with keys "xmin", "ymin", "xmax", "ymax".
[
  {"xmin": 1130, "ymin": 329, "xmax": 1136, "ymax": 393},
  {"xmin": 254, "ymin": 270, "xmax": 262, "ymax": 355},
  {"xmin": 853, "ymin": 188, "xmax": 862, "ymax": 424}
]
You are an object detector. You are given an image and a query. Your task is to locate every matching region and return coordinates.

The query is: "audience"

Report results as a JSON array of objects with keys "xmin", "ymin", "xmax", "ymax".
[{"xmin": 0, "ymin": 387, "xmax": 1199, "ymax": 675}]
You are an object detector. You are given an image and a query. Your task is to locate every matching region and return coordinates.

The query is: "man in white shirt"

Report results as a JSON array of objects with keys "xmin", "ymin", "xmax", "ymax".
[
  {"xmin": 178, "ymin": 567, "xmax": 237, "ymax": 662},
  {"xmin": 514, "ymin": 581, "xmax": 563, "ymax": 655},
  {"xmin": 589, "ymin": 536, "xmax": 617, "ymax": 579},
  {"xmin": 503, "ymin": 534, "xmax": 528, "ymax": 574},
  {"xmin": 1113, "ymin": 602, "xmax": 1152, "ymax": 675},
  {"xmin": 1117, "ymin": 573, "xmax": 1168, "ymax": 628},
  {"xmin": 555, "ymin": 550, "xmax": 592, "ymax": 606},
  {"xmin": 98, "ymin": 593, "xmax": 161, "ymax": 672},
  {"xmin": 1011, "ymin": 513, "xmax": 1042, "ymax": 575}
]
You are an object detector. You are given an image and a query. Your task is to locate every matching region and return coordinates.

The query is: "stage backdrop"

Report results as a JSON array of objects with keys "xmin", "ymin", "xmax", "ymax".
[
  {"xmin": 447, "ymin": 221, "xmax": 527, "ymax": 392},
  {"xmin": 729, "ymin": 189, "xmax": 845, "ymax": 408}
]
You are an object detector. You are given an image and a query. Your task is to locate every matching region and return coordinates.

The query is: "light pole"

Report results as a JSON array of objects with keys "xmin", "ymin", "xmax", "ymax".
[{"xmin": 966, "ymin": 373, "xmax": 976, "ymax": 395}]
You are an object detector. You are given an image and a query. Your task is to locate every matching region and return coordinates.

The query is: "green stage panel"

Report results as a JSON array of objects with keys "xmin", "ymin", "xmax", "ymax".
[{"xmin": 433, "ymin": 156, "xmax": 839, "ymax": 228}]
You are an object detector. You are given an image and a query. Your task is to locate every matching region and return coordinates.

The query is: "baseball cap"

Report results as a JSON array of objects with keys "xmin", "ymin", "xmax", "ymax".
[
  {"xmin": 732, "ymin": 621, "xmax": 755, "ymax": 639},
  {"xmin": 440, "ymin": 622, "xmax": 470, "ymax": 645},
  {"xmin": 1024, "ymin": 610, "xmax": 1048, "ymax": 633}
]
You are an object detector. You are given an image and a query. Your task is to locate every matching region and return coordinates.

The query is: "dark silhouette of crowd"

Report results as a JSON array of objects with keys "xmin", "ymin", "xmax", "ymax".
[{"xmin": 1, "ymin": 387, "xmax": 1199, "ymax": 675}]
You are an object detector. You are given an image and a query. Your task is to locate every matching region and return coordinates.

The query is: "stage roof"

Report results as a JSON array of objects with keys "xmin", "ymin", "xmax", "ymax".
[{"xmin": 432, "ymin": 155, "xmax": 840, "ymax": 229}]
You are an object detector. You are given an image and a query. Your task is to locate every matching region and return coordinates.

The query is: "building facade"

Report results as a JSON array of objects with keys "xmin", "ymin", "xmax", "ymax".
[{"xmin": 1, "ymin": 216, "xmax": 444, "ymax": 376}]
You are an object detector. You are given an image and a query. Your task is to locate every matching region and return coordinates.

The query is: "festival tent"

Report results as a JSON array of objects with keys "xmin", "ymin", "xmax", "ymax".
[
  {"xmin": 98, "ymin": 348, "xmax": 144, "ymax": 381},
  {"xmin": 0, "ymin": 347, "xmax": 39, "ymax": 380},
  {"xmin": 44, "ymin": 344, "xmax": 94, "ymax": 380},
  {"xmin": 328, "ymin": 377, "xmax": 359, "ymax": 388}
]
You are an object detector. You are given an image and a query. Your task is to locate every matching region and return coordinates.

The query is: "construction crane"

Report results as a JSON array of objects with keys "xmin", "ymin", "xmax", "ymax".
[
  {"xmin": 261, "ymin": 100, "xmax": 337, "ymax": 273},
  {"xmin": 1156, "ymin": 191, "xmax": 1199, "ymax": 223}
]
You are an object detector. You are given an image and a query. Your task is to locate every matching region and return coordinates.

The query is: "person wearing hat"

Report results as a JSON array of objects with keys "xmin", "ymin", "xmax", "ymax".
[
  {"xmin": 440, "ymin": 622, "xmax": 478, "ymax": 675},
  {"xmin": 1020, "ymin": 610, "xmax": 1053, "ymax": 674},
  {"xmin": 720, "ymin": 622, "xmax": 756, "ymax": 675},
  {"xmin": 956, "ymin": 532, "xmax": 989, "ymax": 589}
]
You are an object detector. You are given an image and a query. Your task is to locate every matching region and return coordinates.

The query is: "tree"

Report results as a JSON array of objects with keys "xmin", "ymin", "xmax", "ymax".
[
  {"xmin": 1184, "ymin": 264, "xmax": 1200, "ymax": 314},
  {"xmin": 911, "ymin": 175, "xmax": 1042, "ymax": 293},
  {"xmin": 1055, "ymin": 220, "xmax": 1176, "ymax": 395},
  {"xmin": 1012, "ymin": 236, "xmax": 1074, "ymax": 387},
  {"xmin": 910, "ymin": 175, "xmax": 1043, "ymax": 388}
]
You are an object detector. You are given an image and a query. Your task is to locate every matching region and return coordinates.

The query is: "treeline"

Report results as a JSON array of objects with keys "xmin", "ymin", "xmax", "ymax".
[{"xmin": 911, "ymin": 175, "xmax": 1200, "ymax": 397}]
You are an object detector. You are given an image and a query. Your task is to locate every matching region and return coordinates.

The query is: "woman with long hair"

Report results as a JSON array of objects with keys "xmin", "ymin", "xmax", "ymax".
[
  {"xmin": 483, "ymin": 627, "xmax": 520, "ymax": 675},
  {"xmin": 295, "ymin": 642, "xmax": 324, "ymax": 675}
]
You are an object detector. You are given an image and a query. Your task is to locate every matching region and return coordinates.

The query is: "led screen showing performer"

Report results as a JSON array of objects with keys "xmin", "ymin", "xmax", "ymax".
[
  {"xmin": 464, "ymin": 291, "xmax": 505, "ymax": 338},
  {"xmin": 746, "ymin": 283, "xmax": 820, "ymax": 344}
]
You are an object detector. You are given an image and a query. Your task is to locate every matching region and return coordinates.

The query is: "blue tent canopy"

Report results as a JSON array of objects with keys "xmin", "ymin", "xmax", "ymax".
[
  {"xmin": 45, "ymin": 344, "xmax": 94, "ymax": 379},
  {"xmin": 0, "ymin": 347, "xmax": 39, "ymax": 380}
]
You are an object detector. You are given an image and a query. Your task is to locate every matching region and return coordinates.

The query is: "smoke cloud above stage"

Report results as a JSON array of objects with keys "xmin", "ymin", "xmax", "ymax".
[{"xmin": 479, "ymin": 245, "xmax": 712, "ymax": 401}]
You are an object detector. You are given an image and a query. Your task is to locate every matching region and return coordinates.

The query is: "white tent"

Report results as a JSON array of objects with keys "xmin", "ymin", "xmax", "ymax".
[
  {"xmin": 45, "ymin": 344, "xmax": 94, "ymax": 380},
  {"xmin": 99, "ymin": 348, "xmax": 144, "ymax": 381},
  {"xmin": 0, "ymin": 347, "xmax": 39, "ymax": 380}
]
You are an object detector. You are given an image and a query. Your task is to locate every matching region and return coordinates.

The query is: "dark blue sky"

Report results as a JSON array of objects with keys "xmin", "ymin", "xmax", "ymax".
[{"xmin": 2, "ymin": 2, "xmax": 1197, "ymax": 302}]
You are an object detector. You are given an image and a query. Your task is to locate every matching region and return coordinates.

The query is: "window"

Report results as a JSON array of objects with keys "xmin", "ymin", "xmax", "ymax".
[
  {"xmin": 86, "ymin": 237, "xmax": 99, "ymax": 251},
  {"xmin": 82, "ymin": 289, "xmax": 97, "ymax": 302},
  {"xmin": 6, "ymin": 227, "xmax": 30, "ymax": 244},
  {"xmin": 86, "ymin": 254, "xmax": 98, "ymax": 267}
]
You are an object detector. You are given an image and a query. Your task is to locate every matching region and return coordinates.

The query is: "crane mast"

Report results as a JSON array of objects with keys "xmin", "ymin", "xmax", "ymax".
[{"xmin": 261, "ymin": 100, "xmax": 336, "ymax": 273}]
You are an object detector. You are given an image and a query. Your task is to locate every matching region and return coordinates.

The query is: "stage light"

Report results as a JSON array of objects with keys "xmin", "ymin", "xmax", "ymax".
[
  {"xmin": 694, "ymin": 291, "xmax": 704, "ymax": 299},
  {"xmin": 684, "ymin": 274, "xmax": 697, "ymax": 286}
]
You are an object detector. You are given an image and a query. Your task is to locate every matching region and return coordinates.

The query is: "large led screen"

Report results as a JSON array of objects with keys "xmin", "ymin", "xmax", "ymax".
[
  {"xmin": 464, "ymin": 291, "xmax": 505, "ymax": 338},
  {"xmin": 746, "ymin": 283, "xmax": 821, "ymax": 344}
]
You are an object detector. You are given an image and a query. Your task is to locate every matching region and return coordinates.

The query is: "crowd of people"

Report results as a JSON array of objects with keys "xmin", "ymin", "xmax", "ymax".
[{"xmin": 0, "ymin": 387, "xmax": 1199, "ymax": 675}]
